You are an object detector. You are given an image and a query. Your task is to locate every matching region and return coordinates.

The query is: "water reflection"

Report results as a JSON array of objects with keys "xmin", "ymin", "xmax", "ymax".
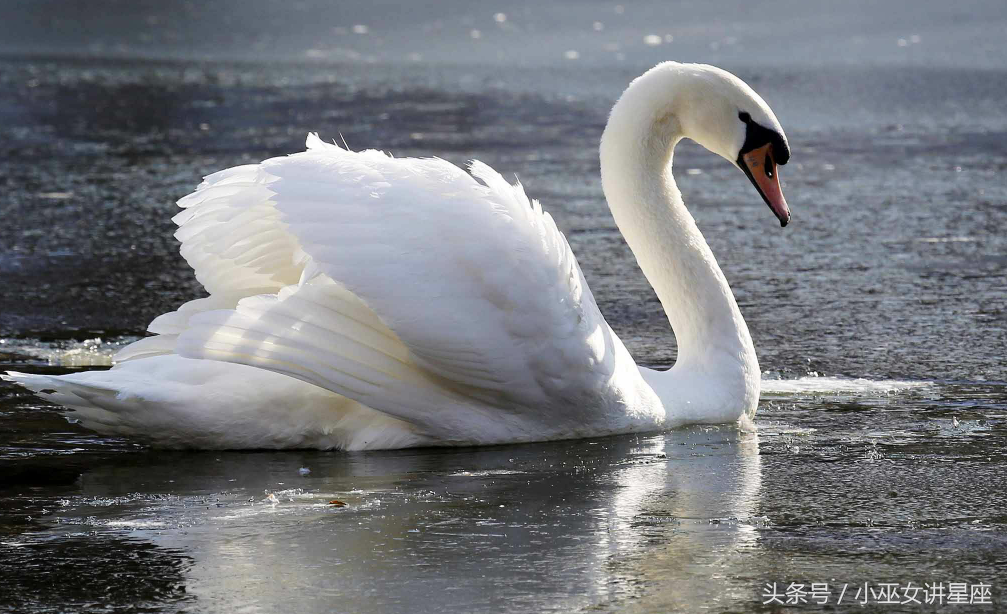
[
  {"xmin": 602, "ymin": 431, "xmax": 763, "ymax": 611},
  {"xmin": 14, "ymin": 428, "xmax": 762, "ymax": 612}
]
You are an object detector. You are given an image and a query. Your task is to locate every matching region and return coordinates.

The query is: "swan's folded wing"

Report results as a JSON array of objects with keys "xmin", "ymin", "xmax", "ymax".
[{"xmin": 177, "ymin": 135, "xmax": 622, "ymax": 422}]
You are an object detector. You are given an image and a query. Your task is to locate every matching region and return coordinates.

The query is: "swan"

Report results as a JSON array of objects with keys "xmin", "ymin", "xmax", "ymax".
[{"xmin": 4, "ymin": 62, "xmax": 791, "ymax": 450}]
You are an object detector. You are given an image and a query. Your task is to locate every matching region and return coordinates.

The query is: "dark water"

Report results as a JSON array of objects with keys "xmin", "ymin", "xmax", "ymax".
[{"xmin": 2, "ymin": 1, "xmax": 1007, "ymax": 612}]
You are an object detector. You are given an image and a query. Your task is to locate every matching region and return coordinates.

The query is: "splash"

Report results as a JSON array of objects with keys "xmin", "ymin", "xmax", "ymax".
[
  {"xmin": 0, "ymin": 336, "xmax": 138, "ymax": 367},
  {"xmin": 761, "ymin": 374, "xmax": 930, "ymax": 396}
]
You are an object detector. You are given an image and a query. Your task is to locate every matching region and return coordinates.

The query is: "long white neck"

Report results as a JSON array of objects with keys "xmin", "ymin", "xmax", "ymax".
[{"xmin": 599, "ymin": 69, "xmax": 760, "ymax": 422}]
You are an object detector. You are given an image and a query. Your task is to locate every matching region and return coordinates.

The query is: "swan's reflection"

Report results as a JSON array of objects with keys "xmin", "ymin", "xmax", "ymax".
[
  {"xmin": 64, "ymin": 428, "xmax": 762, "ymax": 613},
  {"xmin": 599, "ymin": 429, "xmax": 763, "ymax": 611}
]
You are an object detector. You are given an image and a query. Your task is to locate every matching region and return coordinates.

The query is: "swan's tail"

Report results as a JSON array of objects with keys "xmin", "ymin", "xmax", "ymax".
[
  {"xmin": 2, "ymin": 356, "xmax": 427, "ymax": 450},
  {"xmin": 3, "ymin": 371, "xmax": 132, "ymax": 433}
]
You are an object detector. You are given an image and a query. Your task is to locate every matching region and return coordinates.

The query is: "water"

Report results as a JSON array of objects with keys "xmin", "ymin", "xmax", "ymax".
[{"xmin": 2, "ymin": 1, "xmax": 1006, "ymax": 612}]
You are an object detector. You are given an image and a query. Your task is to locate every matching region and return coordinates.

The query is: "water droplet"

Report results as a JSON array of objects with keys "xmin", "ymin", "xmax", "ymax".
[
  {"xmin": 593, "ymin": 21, "xmax": 604, "ymax": 31},
  {"xmin": 643, "ymin": 34, "xmax": 662, "ymax": 46},
  {"xmin": 352, "ymin": 24, "xmax": 369, "ymax": 34},
  {"xmin": 470, "ymin": 29, "xmax": 482, "ymax": 39},
  {"xmin": 564, "ymin": 50, "xmax": 580, "ymax": 60},
  {"xmin": 493, "ymin": 12, "xmax": 506, "ymax": 23}
]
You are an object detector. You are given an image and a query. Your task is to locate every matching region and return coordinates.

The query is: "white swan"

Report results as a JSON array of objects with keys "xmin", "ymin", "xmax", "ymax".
[{"xmin": 4, "ymin": 62, "xmax": 791, "ymax": 450}]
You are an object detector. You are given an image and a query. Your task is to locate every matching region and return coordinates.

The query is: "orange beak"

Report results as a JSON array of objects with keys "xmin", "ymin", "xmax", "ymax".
[{"xmin": 740, "ymin": 143, "xmax": 790, "ymax": 227}]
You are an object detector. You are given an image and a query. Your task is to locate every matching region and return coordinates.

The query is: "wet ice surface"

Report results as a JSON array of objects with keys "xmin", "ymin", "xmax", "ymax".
[
  {"xmin": 3, "ymin": 1, "xmax": 1007, "ymax": 610},
  {"xmin": 2, "ymin": 398, "xmax": 1005, "ymax": 613}
]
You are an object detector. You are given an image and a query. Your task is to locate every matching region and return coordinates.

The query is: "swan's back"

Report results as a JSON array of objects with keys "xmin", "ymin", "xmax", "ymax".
[{"xmin": 7, "ymin": 135, "xmax": 661, "ymax": 448}]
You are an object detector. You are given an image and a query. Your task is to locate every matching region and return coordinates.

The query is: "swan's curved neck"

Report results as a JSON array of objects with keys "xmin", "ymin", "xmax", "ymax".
[{"xmin": 600, "ymin": 77, "xmax": 759, "ymax": 418}]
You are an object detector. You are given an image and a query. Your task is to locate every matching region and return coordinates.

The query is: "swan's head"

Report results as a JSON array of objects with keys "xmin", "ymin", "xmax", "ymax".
[
  {"xmin": 606, "ymin": 62, "xmax": 792, "ymax": 226},
  {"xmin": 675, "ymin": 64, "xmax": 791, "ymax": 227}
]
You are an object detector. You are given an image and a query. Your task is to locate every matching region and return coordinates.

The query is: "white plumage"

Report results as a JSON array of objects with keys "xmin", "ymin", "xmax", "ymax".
[{"xmin": 5, "ymin": 62, "xmax": 792, "ymax": 449}]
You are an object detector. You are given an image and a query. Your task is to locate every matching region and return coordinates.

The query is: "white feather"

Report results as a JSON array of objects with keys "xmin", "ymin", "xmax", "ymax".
[{"xmin": 3, "ymin": 356, "xmax": 426, "ymax": 449}]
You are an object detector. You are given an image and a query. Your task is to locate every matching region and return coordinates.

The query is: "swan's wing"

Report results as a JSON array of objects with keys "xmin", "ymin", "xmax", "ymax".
[
  {"xmin": 172, "ymin": 163, "xmax": 306, "ymax": 296},
  {"xmin": 115, "ymin": 161, "xmax": 314, "ymax": 362},
  {"xmin": 176, "ymin": 135, "xmax": 628, "ymax": 434}
]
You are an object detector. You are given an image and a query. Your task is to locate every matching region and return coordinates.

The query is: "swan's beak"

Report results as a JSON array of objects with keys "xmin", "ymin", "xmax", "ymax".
[{"xmin": 740, "ymin": 143, "xmax": 790, "ymax": 227}]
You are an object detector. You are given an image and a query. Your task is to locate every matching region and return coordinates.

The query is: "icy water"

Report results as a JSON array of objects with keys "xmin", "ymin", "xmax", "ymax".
[{"xmin": 2, "ymin": 1, "xmax": 1007, "ymax": 612}]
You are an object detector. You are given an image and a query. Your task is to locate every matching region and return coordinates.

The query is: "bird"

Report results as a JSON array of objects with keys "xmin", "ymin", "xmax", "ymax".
[{"xmin": 4, "ymin": 62, "xmax": 792, "ymax": 450}]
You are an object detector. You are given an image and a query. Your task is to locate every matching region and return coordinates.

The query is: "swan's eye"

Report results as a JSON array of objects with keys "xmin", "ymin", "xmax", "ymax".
[{"xmin": 764, "ymin": 152, "xmax": 773, "ymax": 178}]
